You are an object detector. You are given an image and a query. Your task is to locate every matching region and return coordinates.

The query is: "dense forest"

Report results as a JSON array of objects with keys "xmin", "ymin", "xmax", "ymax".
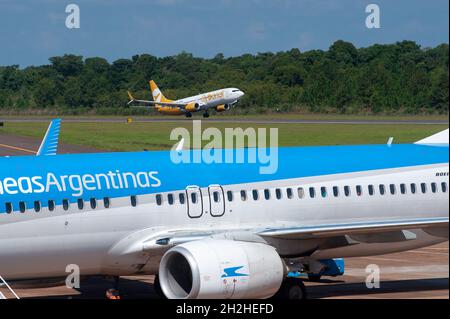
[{"xmin": 0, "ymin": 40, "xmax": 448, "ymax": 115}]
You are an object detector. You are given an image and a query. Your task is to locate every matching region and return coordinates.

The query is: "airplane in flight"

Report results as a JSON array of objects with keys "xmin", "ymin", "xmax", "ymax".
[
  {"xmin": 127, "ymin": 80, "xmax": 245, "ymax": 118},
  {"xmin": 0, "ymin": 120, "xmax": 448, "ymax": 299}
]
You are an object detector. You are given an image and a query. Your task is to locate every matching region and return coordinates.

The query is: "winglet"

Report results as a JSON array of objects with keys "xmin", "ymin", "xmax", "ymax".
[
  {"xmin": 37, "ymin": 119, "xmax": 61, "ymax": 156},
  {"xmin": 387, "ymin": 137, "xmax": 394, "ymax": 146},
  {"xmin": 175, "ymin": 138, "xmax": 185, "ymax": 153},
  {"xmin": 127, "ymin": 91, "xmax": 135, "ymax": 105},
  {"xmin": 414, "ymin": 129, "xmax": 449, "ymax": 145}
]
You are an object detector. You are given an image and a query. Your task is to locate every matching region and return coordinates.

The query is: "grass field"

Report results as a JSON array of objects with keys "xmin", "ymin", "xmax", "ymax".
[{"xmin": 1, "ymin": 120, "xmax": 447, "ymax": 151}]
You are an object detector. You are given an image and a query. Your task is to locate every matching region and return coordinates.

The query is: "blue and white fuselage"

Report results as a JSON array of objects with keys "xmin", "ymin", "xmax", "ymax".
[{"xmin": 0, "ymin": 131, "xmax": 448, "ymax": 299}]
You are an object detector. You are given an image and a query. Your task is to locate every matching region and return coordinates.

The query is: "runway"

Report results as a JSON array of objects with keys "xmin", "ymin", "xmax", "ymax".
[
  {"xmin": 1, "ymin": 117, "xmax": 448, "ymax": 125},
  {"xmin": 1, "ymin": 242, "xmax": 447, "ymax": 299}
]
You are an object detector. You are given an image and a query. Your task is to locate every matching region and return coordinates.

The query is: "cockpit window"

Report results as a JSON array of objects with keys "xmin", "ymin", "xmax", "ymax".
[{"xmin": 232, "ymin": 89, "xmax": 240, "ymax": 92}]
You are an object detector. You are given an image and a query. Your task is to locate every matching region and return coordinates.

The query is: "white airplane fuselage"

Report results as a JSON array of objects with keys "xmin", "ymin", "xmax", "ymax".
[
  {"xmin": 0, "ymin": 144, "xmax": 448, "ymax": 282},
  {"xmin": 177, "ymin": 88, "xmax": 244, "ymax": 110}
]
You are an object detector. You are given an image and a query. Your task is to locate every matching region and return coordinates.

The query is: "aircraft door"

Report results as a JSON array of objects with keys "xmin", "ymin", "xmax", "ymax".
[
  {"xmin": 186, "ymin": 186, "xmax": 203, "ymax": 218},
  {"xmin": 208, "ymin": 185, "xmax": 225, "ymax": 217}
]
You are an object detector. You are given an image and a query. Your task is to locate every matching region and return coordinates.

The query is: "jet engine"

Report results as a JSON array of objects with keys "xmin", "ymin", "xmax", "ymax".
[
  {"xmin": 184, "ymin": 102, "xmax": 201, "ymax": 112},
  {"xmin": 216, "ymin": 104, "xmax": 230, "ymax": 112},
  {"xmin": 158, "ymin": 239, "xmax": 285, "ymax": 299}
]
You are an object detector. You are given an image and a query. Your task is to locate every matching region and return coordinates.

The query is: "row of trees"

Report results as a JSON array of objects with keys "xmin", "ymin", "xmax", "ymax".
[{"xmin": 0, "ymin": 40, "xmax": 448, "ymax": 114}]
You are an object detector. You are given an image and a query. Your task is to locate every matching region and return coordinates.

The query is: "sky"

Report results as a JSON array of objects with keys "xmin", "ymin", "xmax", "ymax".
[{"xmin": 0, "ymin": 0, "xmax": 448, "ymax": 67}]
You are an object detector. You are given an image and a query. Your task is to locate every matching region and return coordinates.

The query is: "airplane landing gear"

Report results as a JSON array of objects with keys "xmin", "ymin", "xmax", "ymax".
[
  {"xmin": 273, "ymin": 278, "xmax": 307, "ymax": 300},
  {"xmin": 203, "ymin": 111, "xmax": 210, "ymax": 118},
  {"xmin": 106, "ymin": 276, "xmax": 121, "ymax": 300},
  {"xmin": 185, "ymin": 112, "xmax": 192, "ymax": 118},
  {"xmin": 307, "ymin": 274, "xmax": 322, "ymax": 282}
]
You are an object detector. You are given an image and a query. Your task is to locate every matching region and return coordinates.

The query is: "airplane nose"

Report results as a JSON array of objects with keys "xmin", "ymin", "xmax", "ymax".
[{"xmin": 239, "ymin": 91, "xmax": 245, "ymax": 98}]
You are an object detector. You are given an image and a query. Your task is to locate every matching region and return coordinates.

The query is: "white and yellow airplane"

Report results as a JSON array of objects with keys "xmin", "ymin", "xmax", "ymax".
[{"xmin": 127, "ymin": 81, "xmax": 245, "ymax": 118}]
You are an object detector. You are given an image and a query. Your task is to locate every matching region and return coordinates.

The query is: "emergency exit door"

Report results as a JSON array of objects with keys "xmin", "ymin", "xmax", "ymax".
[
  {"xmin": 186, "ymin": 186, "xmax": 203, "ymax": 218},
  {"xmin": 208, "ymin": 185, "xmax": 225, "ymax": 217}
]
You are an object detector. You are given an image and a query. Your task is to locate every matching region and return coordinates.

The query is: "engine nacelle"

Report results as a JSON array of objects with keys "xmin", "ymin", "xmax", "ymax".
[
  {"xmin": 216, "ymin": 104, "xmax": 230, "ymax": 112},
  {"xmin": 159, "ymin": 239, "xmax": 285, "ymax": 299},
  {"xmin": 184, "ymin": 102, "xmax": 201, "ymax": 112}
]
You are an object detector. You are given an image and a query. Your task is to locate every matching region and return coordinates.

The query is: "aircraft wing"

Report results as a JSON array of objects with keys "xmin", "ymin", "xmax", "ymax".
[
  {"xmin": 128, "ymin": 99, "xmax": 188, "ymax": 108},
  {"xmin": 127, "ymin": 91, "xmax": 187, "ymax": 108},
  {"xmin": 257, "ymin": 217, "xmax": 449, "ymax": 240},
  {"xmin": 109, "ymin": 217, "xmax": 448, "ymax": 263}
]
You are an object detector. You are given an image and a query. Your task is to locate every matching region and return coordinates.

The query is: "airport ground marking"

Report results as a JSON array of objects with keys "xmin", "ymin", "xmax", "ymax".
[
  {"xmin": 0, "ymin": 275, "xmax": 20, "ymax": 299},
  {"xmin": 0, "ymin": 143, "xmax": 36, "ymax": 154}
]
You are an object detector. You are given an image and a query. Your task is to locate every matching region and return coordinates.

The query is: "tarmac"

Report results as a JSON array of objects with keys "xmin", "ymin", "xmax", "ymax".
[
  {"xmin": 0, "ymin": 134, "xmax": 101, "ymax": 156},
  {"xmin": 1, "ymin": 242, "xmax": 447, "ymax": 299},
  {"xmin": 0, "ymin": 132, "xmax": 448, "ymax": 299}
]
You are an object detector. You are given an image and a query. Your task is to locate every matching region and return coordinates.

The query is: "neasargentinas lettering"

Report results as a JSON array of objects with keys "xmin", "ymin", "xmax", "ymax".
[{"xmin": 0, "ymin": 170, "xmax": 161, "ymax": 197}]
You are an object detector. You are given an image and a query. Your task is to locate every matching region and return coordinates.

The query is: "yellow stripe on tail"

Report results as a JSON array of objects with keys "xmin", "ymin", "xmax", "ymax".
[
  {"xmin": 127, "ymin": 91, "xmax": 134, "ymax": 101},
  {"xmin": 149, "ymin": 80, "xmax": 173, "ymax": 103}
]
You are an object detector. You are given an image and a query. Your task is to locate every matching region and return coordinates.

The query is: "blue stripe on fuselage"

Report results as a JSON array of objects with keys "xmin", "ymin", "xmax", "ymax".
[{"xmin": 0, "ymin": 143, "xmax": 448, "ymax": 214}]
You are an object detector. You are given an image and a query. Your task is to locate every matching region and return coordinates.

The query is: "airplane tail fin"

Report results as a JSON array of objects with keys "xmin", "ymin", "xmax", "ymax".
[
  {"xmin": 127, "ymin": 91, "xmax": 135, "ymax": 105},
  {"xmin": 149, "ymin": 80, "xmax": 173, "ymax": 103},
  {"xmin": 415, "ymin": 129, "xmax": 449, "ymax": 145}
]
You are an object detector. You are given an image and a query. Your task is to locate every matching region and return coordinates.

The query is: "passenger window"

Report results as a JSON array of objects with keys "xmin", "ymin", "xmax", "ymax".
[
  {"xmin": 286, "ymin": 188, "xmax": 293, "ymax": 199},
  {"xmin": 77, "ymin": 198, "xmax": 84, "ymax": 210},
  {"xmin": 252, "ymin": 190, "xmax": 259, "ymax": 200},
  {"xmin": 309, "ymin": 187, "xmax": 315, "ymax": 198},
  {"xmin": 410, "ymin": 183, "xmax": 416, "ymax": 194},
  {"xmin": 34, "ymin": 201, "xmax": 41, "ymax": 212},
  {"xmin": 421, "ymin": 183, "xmax": 427, "ymax": 194},
  {"xmin": 213, "ymin": 191, "xmax": 220, "ymax": 203},
  {"xmin": 297, "ymin": 187, "xmax": 304, "ymax": 199},
  {"xmin": 275, "ymin": 188, "xmax": 282, "ymax": 200},
  {"xmin": 240, "ymin": 190, "xmax": 247, "ymax": 201},
  {"xmin": 62, "ymin": 199, "xmax": 69, "ymax": 211},
  {"xmin": 19, "ymin": 201, "xmax": 26, "ymax": 213},
  {"xmin": 103, "ymin": 197, "xmax": 110, "ymax": 208},
  {"xmin": 191, "ymin": 192, "xmax": 198, "ymax": 204},
  {"xmin": 442, "ymin": 182, "xmax": 448, "ymax": 193},
  {"xmin": 168, "ymin": 194, "xmax": 174, "ymax": 205},
  {"xmin": 90, "ymin": 198, "xmax": 97, "ymax": 209},
  {"xmin": 179, "ymin": 193, "xmax": 185, "ymax": 205},
  {"xmin": 389, "ymin": 184, "xmax": 396, "ymax": 195},
  {"xmin": 368, "ymin": 185, "xmax": 374, "ymax": 196},
  {"xmin": 431, "ymin": 183, "xmax": 437, "ymax": 193},
  {"xmin": 5, "ymin": 202, "xmax": 13, "ymax": 214},
  {"xmin": 48, "ymin": 200, "xmax": 55, "ymax": 211},
  {"xmin": 321, "ymin": 187, "xmax": 327, "ymax": 198},
  {"xmin": 400, "ymin": 184, "xmax": 406, "ymax": 194},
  {"xmin": 379, "ymin": 185, "xmax": 385, "ymax": 195},
  {"xmin": 344, "ymin": 186, "xmax": 350, "ymax": 197},
  {"xmin": 227, "ymin": 191, "xmax": 233, "ymax": 202},
  {"xmin": 356, "ymin": 185, "xmax": 362, "ymax": 196},
  {"xmin": 131, "ymin": 195, "xmax": 138, "ymax": 207},
  {"xmin": 333, "ymin": 186, "xmax": 339, "ymax": 197},
  {"xmin": 264, "ymin": 189, "xmax": 270, "ymax": 200},
  {"xmin": 156, "ymin": 194, "xmax": 162, "ymax": 206}
]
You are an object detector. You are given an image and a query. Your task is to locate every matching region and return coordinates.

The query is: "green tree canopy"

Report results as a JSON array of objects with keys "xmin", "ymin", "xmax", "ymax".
[{"xmin": 0, "ymin": 40, "xmax": 448, "ymax": 115}]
